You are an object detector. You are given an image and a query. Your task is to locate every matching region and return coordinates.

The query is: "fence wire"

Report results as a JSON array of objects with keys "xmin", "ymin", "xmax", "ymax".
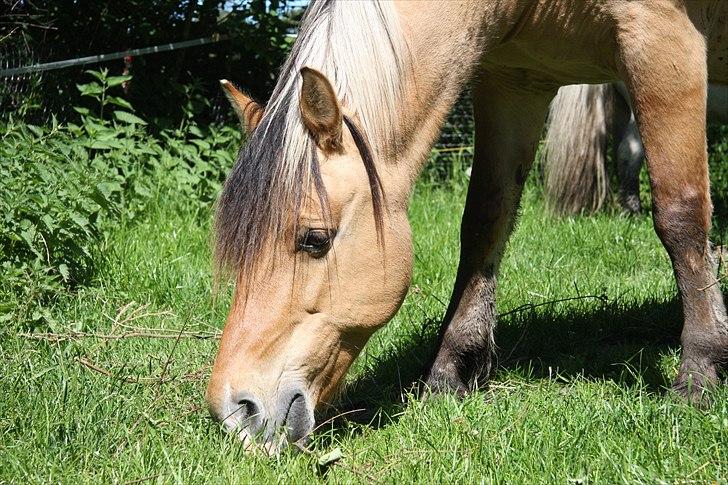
[{"xmin": 0, "ymin": 1, "xmax": 475, "ymax": 164}]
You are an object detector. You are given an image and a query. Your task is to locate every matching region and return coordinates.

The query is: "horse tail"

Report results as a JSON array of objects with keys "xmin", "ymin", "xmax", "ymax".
[{"xmin": 542, "ymin": 83, "xmax": 614, "ymax": 215}]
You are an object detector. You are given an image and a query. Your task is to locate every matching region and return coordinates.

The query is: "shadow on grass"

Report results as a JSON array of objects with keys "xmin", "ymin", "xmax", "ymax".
[
  {"xmin": 318, "ymin": 293, "xmax": 725, "ymax": 440},
  {"xmin": 493, "ymin": 296, "xmax": 684, "ymax": 389}
]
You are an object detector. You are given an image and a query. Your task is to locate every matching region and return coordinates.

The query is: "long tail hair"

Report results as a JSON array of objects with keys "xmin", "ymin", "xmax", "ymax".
[{"xmin": 542, "ymin": 83, "xmax": 614, "ymax": 215}]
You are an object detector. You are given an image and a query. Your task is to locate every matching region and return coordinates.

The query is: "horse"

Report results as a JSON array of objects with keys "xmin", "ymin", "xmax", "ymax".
[
  {"xmin": 205, "ymin": 0, "xmax": 728, "ymax": 452},
  {"xmin": 543, "ymin": 82, "xmax": 728, "ymax": 215}
]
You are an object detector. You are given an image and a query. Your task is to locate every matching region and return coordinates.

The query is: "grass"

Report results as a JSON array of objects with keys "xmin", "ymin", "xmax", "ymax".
[{"xmin": 2, "ymin": 155, "xmax": 728, "ymax": 482}]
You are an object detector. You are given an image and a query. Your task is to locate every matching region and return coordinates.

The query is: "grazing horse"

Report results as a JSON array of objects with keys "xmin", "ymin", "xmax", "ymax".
[
  {"xmin": 543, "ymin": 82, "xmax": 728, "ymax": 215},
  {"xmin": 206, "ymin": 0, "xmax": 728, "ymax": 451}
]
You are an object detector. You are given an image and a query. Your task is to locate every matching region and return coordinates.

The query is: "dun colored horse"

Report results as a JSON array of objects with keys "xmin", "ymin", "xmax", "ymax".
[
  {"xmin": 543, "ymin": 83, "xmax": 728, "ymax": 215},
  {"xmin": 206, "ymin": 0, "xmax": 728, "ymax": 451}
]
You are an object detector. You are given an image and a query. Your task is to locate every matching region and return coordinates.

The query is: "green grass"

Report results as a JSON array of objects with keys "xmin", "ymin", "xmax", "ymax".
[{"xmin": 2, "ymin": 164, "xmax": 728, "ymax": 483}]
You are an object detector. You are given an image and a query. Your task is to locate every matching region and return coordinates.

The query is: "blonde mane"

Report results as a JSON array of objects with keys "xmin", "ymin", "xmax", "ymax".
[
  {"xmin": 267, "ymin": 0, "xmax": 406, "ymax": 161},
  {"xmin": 215, "ymin": 0, "xmax": 409, "ymax": 279}
]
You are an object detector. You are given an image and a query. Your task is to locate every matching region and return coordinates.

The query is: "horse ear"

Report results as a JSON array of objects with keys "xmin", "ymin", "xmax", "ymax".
[
  {"xmin": 299, "ymin": 67, "xmax": 343, "ymax": 153},
  {"xmin": 220, "ymin": 80, "xmax": 263, "ymax": 134}
]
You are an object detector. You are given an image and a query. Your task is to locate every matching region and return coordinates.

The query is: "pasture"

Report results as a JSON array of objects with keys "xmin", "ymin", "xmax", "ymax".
[{"xmin": 2, "ymin": 115, "xmax": 728, "ymax": 482}]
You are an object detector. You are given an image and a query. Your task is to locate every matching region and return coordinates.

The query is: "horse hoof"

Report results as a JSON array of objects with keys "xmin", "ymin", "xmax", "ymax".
[
  {"xmin": 671, "ymin": 365, "xmax": 719, "ymax": 408},
  {"xmin": 619, "ymin": 194, "xmax": 642, "ymax": 215},
  {"xmin": 424, "ymin": 367, "xmax": 469, "ymax": 398}
]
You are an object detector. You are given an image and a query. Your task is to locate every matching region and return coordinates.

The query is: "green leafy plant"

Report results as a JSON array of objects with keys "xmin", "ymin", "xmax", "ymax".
[
  {"xmin": 1, "ymin": 70, "xmax": 240, "ymax": 329},
  {"xmin": 75, "ymin": 68, "xmax": 134, "ymax": 120},
  {"xmin": 0, "ymin": 117, "xmax": 122, "ymax": 327}
]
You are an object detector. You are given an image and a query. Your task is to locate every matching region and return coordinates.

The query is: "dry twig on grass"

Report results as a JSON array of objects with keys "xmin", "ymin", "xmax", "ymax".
[
  {"xmin": 74, "ymin": 356, "xmax": 207, "ymax": 384},
  {"xmin": 20, "ymin": 329, "xmax": 220, "ymax": 342},
  {"xmin": 19, "ymin": 300, "xmax": 221, "ymax": 342},
  {"xmin": 105, "ymin": 301, "xmax": 174, "ymax": 330}
]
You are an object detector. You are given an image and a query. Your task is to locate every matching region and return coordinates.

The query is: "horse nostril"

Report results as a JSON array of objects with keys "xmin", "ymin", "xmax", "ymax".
[
  {"xmin": 239, "ymin": 399, "xmax": 259, "ymax": 421},
  {"xmin": 284, "ymin": 393, "xmax": 314, "ymax": 444},
  {"xmin": 224, "ymin": 394, "xmax": 265, "ymax": 437}
]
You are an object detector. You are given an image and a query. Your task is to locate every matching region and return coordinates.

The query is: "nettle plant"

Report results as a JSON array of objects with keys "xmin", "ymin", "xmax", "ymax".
[{"xmin": 1, "ymin": 69, "xmax": 238, "ymax": 329}]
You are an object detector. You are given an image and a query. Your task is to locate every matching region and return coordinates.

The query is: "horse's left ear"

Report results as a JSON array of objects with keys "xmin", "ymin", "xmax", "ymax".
[
  {"xmin": 220, "ymin": 80, "xmax": 263, "ymax": 134},
  {"xmin": 299, "ymin": 67, "xmax": 343, "ymax": 153}
]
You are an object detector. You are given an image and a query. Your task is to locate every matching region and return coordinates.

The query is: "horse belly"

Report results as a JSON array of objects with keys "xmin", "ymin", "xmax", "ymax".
[
  {"xmin": 484, "ymin": 4, "xmax": 618, "ymax": 84},
  {"xmin": 686, "ymin": 0, "xmax": 728, "ymax": 84}
]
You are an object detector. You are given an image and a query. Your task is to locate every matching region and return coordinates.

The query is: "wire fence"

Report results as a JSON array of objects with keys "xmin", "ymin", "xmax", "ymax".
[
  {"xmin": 0, "ymin": 1, "xmax": 474, "ymax": 166},
  {"xmin": 0, "ymin": 27, "xmax": 46, "ymax": 119},
  {"xmin": 435, "ymin": 93, "xmax": 474, "ymax": 163},
  {"xmin": 0, "ymin": 29, "xmax": 243, "ymax": 123}
]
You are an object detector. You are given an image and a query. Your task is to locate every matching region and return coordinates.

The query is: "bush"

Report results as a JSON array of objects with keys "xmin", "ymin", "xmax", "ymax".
[
  {"xmin": 1, "ymin": 122, "xmax": 118, "ymax": 319},
  {"xmin": 0, "ymin": 70, "xmax": 239, "ymax": 328}
]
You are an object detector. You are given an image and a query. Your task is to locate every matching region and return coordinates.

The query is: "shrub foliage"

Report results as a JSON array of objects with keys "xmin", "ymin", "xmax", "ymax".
[{"xmin": 1, "ymin": 70, "xmax": 239, "ymax": 328}]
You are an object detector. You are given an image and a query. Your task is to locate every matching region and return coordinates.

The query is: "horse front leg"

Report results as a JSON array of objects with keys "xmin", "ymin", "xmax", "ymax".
[
  {"xmin": 620, "ymin": 13, "xmax": 728, "ymax": 404},
  {"xmin": 426, "ymin": 72, "xmax": 554, "ymax": 394}
]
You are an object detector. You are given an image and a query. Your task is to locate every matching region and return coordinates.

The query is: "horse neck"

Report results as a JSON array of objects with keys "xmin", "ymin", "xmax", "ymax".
[{"xmin": 378, "ymin": 1, "xmax": 526, "ymax": 206}]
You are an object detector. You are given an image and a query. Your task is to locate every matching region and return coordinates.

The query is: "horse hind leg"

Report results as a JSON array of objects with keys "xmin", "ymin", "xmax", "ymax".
[
  {"xmin": 426, "ymin": 71, "xmax": 555, "ymax": 394},
  {"xmin": 613, "ymin": 82, "xmax": 644, "ymax": 214},
  {"xmin": 620, "ymin": 14, "xmax": 728, "ymax": 403},
  {"xmin": 616, "ymin": 112, "xmax": 644, "ymax": 214}
]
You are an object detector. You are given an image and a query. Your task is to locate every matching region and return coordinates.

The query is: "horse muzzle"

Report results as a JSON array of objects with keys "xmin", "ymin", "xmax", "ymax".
[{"xmin": 208, "ymin": 384, "xmax": 315, "ymax": 454}]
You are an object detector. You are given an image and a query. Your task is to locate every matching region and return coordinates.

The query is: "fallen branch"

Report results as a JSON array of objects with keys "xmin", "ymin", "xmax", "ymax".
[
  {"xmin": 20, "ymin": 329, "xmax": 220, "ymax": 342},
  {"xmin": 75, "ymin": 356, "xmax": 207, "ymax": 384},
  {"xmin": 106, "ymin": 301, "xmax": 175, "ymax": 332}
]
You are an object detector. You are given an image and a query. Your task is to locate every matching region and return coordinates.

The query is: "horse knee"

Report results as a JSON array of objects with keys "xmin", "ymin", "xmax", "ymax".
[{"xmin": 652, "ymin": 192, "xmax": 710, "ymax": 260}]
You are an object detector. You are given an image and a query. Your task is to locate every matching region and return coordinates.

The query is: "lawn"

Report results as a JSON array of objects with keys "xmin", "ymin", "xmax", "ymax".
[{"xmin": 2, "ymin": 135, "xmax": 728, "ymax": 482}]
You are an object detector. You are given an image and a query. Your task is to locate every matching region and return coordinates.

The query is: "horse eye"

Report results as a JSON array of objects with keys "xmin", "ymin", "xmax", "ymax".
[{"xmin": 297, "ymin": 229, "xmax": 333, "ymax": 257}]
